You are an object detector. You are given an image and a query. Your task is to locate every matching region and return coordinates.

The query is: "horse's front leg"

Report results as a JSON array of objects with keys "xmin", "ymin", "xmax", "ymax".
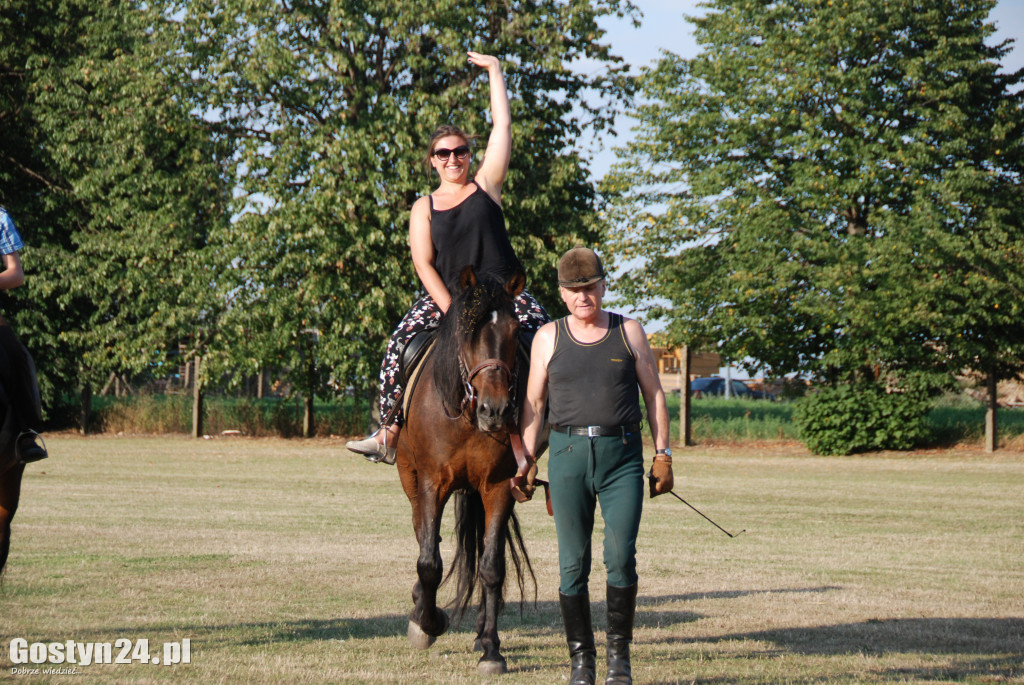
[
  {"xmin": 0, "ymin": 463, "xmax": 25, "ymax": 575},
  {"xmin": 475, "ymin": 485, "xmax": 515, "ymax": 675},
  {"xmin": 407, "ymin": 480, "xmax": 451, "ymax": 649}
]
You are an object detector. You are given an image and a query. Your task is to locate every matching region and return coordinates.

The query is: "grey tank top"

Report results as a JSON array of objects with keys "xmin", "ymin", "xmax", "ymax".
[{"xmin": 546, "ymin": 313, "xmax": 643, "ymax": 427}]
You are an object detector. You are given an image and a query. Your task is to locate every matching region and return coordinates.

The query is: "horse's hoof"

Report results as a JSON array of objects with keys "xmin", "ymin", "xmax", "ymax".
[
  {"xmin": 407, "ymin": 608, "xmax": 449, "ymax": 649},
  {"xmin": 477, "ymin": 656, "xmax": 508, "ymax": 676},
  {"xmin": 407, "ymin": 620, "xmax": 437, "ymax": 650}
]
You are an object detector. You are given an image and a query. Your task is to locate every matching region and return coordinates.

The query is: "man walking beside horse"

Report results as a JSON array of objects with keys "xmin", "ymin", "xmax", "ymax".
[{"xmin": 522, "ymin": 246, "xmax": 674, "ymax": 685}]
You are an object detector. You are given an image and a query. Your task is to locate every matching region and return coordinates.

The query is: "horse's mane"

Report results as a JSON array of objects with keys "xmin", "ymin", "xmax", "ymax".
[{"xmin": 432, "ymin": 278, "xmax": 514, "ymax": 414}]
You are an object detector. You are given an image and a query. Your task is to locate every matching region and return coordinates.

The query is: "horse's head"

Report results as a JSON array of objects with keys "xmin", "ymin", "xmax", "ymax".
[{"xmin": 437, "ymin": 266, "xmax": 525, "ymax": 433}]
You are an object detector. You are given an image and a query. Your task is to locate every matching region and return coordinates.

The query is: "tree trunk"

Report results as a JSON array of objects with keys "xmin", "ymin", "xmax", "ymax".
[
  {"xmin": 679, "ymin": 345, "xmax": 692, "ymax": 446},
  {"xmin": 985, "ymin": 370, "xmax": 998, "ymax": 453},
  {"xmin": 192, "ymin": 357, "xmax": 204, "ymax": 439}
]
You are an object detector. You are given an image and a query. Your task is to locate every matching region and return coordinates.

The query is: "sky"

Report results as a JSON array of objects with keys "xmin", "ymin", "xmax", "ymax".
[{"xmin": 592, "ymin": 0, "xmax": 1024, "ymax": 178}]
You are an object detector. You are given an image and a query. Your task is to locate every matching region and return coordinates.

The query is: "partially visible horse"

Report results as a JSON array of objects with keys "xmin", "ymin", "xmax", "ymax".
[
  {"xmin": 0, "ymin": 459, "xmax": 24, "ymax": 577},
  {"xmin": 0, "ymin": 333, "xmax": 42, "ymax": 577},
  {"xmin": 396, "ymin": 266, "xmax": 535, "ymax": 675}
]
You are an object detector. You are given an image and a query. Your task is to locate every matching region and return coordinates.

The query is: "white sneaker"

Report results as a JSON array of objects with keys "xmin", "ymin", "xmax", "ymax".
[{"xmin": 345, "ymin": 435, "xmax": 397, "ymax": 465}]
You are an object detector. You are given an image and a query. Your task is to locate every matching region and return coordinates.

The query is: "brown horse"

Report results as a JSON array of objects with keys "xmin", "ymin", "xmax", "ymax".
[
  {"xmin": 0, "ymin": 459, "xmax": 24, "ymax": 577},
  {"xmin": 396, "ymin": 266, "xmax": 535, "ymax": 675},
  {"xmin": 0, "ymin": 348, "xmax": 39, "ymax": 577}
]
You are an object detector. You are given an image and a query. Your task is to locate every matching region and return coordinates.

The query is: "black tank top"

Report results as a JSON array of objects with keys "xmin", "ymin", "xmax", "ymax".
[
  {"xmin": 430, "ymin": 182, "xmax": 523, "ymax": 289},
  {"xmin": 546, "ymin": 313, "xmax": 643, "ymax": 427}
]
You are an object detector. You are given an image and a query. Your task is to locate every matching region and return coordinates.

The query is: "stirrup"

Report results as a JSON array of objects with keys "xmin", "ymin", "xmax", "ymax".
[{"xmin": 17, "ymin": 429, "xmax": 48, "ymax": 465}]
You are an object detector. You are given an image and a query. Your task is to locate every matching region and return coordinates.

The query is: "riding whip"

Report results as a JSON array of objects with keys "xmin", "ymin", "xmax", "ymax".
[{"xmin": 648, "ymin": 471, "xmax": 745, "ymax": 538}]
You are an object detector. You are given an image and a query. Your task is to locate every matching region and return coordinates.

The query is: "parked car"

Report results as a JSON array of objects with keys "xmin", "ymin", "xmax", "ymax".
[{"xmin": 690, "ymin": 377, "xmax": 776, "ymax": 400}]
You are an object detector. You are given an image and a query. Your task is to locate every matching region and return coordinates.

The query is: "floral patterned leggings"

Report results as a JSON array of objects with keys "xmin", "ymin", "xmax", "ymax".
[{"xmin": 378, "ymin": 290, "xmax": 549, "ymax": 426}]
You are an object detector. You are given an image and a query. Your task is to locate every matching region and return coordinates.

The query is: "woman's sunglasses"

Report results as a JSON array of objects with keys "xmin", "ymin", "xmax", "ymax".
[{"xmin": 433, "ymin": 146, "xmax": 471, "ymax": 161}]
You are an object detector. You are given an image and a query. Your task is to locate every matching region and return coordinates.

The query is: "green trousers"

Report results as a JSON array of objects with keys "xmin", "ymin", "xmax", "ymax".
[{"xmin": 548, "ymin": 430, "xmax": 644, "ymax": 595}]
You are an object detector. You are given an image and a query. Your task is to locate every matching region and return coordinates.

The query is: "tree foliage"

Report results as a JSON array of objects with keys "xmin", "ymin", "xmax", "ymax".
[
  {"xmin": 176, "ymin": 0, "xmax": 635, "ymax": 405},
  {"xmin": 1, "ymin": 0, "xmax": 228, "ymax": 418},
  {"xmin": 604, "ymin": 0, "xmax": 1024, "ymax": 389},
  {"xmin": 3, "ymin": 0, "xmax": 635, "ymax": 427}
]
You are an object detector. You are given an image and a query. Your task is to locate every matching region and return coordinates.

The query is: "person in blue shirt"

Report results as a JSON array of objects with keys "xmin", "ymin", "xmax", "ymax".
[{"xmin": 0, "ymin": 206, "xmax": 47, "ymax": 464}]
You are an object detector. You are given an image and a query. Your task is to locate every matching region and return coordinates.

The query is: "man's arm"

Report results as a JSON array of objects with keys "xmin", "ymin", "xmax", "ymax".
[
  {"xmin": 624, "ymin": 318, "xmax": 669, "ymax": 451},
  {"xmin": 521, "ymin": 321, "xmax": 556, "ymax": 460},
  {"xmin": 624, "ymin": 318, "xmax": 674, "ymax": 496},
  {"xmin": 0, "ymin": 252, "xmax": 25, "ymax": 291}
]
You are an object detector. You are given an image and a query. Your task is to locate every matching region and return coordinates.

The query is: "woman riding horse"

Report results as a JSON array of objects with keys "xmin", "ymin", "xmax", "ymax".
[{"xmin": 345, "ymin": 51, "xmax": 548, "ymax": 464}]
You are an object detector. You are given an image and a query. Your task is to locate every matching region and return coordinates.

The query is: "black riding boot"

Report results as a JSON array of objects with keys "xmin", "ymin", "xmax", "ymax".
[
  {"xmin": 605, "ymin": 583, "xmax": 638, "ymax": 685},
  {"xmin": 559, "ymin": 591, "xmax": 596, "ymax": 685}
]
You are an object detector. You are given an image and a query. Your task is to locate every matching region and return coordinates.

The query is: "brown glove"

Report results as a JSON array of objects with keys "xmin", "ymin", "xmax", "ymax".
[{"xmin": 649, "ymin": 453, "xmax": 674, "ymax": 498}]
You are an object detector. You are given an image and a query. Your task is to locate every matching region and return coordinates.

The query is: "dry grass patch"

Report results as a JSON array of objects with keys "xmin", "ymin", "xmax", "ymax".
[{"xmin": 1, "ymin": 436, "xmax": 1022, "ymax": 683}]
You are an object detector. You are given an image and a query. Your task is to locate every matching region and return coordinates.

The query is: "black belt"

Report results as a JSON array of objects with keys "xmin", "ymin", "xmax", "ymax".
[{"xmin": 550, "ymin": 422, "xmax": 642, "ymax": 438}]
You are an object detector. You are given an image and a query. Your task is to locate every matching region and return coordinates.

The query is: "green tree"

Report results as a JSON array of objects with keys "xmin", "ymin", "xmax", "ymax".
[
  {"xmin": 177, "ymin": 0, "xmax": 635, "ymax": 433},
  {"xmin": 1, "ymin": 0, "xmax": 228, "ymax": 426},
  {"xmin": 604, "ymin": 0, "xmax": 1024, "ymax": 444}
]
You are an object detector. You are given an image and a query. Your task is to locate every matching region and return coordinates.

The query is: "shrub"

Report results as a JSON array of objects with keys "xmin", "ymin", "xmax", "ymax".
[{"xmin": 794, "ymin": 383, "xmax": 930, "ymax": 455}]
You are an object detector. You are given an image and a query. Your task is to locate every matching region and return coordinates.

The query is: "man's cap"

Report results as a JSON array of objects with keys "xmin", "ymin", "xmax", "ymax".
[{"xmin": 557, "ymin": 246, "xmax": 605, "ymax": 287}]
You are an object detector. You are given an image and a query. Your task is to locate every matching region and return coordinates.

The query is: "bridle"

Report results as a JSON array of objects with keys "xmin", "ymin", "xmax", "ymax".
[{"xmin": 442, "ymin": 354, "xmax": 517, "ymax": 424}]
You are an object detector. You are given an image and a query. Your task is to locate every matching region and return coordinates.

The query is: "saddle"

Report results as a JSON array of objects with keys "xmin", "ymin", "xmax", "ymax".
[
  {"xmin": 400, "ymin": 329, "xmax": 437, "ymax": 387},
  {"xmin": 398, "ymin": 331, "xmax": 437, "ymax": 425}
]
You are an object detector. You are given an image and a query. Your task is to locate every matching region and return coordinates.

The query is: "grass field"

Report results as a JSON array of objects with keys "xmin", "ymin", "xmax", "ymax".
[{"xmin": 2, "ymin": 436, "xmax": 1023, "ymax": 683}]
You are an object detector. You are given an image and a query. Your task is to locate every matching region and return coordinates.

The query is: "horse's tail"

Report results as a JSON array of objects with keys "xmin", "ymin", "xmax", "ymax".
[{"xmin": 445, "ymin": 490, "xmax": 536, "ymax": 624}]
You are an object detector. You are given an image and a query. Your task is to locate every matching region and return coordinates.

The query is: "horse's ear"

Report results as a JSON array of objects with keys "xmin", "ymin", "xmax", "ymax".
[
  {"xmin": 459, "ymin": 265, "xmax": 478, "ymax": 291},
  {"xmin": 505, "ymin": 270, "xmax": 525, "ymax": 299}
]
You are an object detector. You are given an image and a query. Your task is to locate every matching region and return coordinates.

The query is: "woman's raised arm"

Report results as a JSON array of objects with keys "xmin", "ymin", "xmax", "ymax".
[{"xmin": 468, "ymin": 52, "xmax": 511, "ymax": 204}]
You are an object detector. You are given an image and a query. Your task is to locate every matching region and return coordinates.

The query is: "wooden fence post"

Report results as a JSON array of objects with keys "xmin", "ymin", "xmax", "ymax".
[
  {"xmin": 79, "ymin": 384, "xmax": 92, "ymax": 435},
  {"xmin": 192, "ymin": 357, "xmax": 204, "ymax": 439},
  {"xmin": 985, "ymin": 370, "xmax": 998, "ymax": 453},
  {"xmin": 680, "ymin": 345, "xmax": 692, "ymax": 446}
]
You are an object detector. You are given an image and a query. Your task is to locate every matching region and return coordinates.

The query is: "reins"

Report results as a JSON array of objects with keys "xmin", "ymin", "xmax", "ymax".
[{"xmin": 448, "ymin": 353, "xmax": 539, "ymax": 509}]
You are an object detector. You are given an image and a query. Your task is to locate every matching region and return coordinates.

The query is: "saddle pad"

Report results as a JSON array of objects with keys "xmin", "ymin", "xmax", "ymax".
[{"xmin": 402, "ymin": 339, "xmax": 437, "ymax": 420}]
